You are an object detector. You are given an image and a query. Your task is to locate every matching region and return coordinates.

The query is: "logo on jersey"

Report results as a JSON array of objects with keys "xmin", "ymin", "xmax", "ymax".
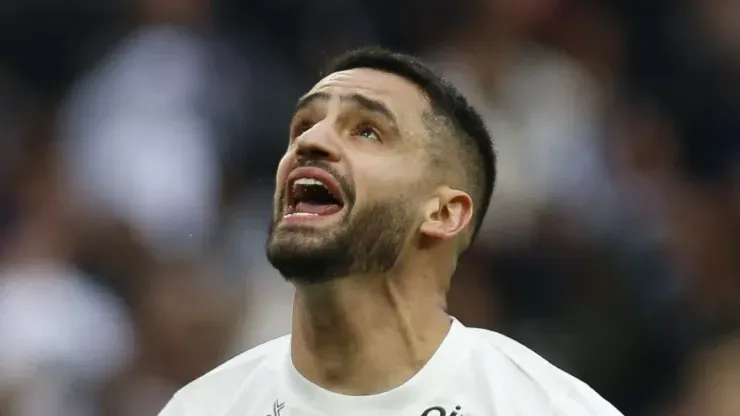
[
  {"xmin": 420, "ymin": 405, "xmax": 463, "ymax": 416},
  {"xmin": 266, "ymin": 400, "xmax": 285, "ymax": 416}
]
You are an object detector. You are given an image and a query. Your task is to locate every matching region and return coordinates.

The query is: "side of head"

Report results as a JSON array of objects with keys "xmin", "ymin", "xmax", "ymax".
[{"xmin": 266, "ymin": 47, "xmax": 496, "ymax": 284}]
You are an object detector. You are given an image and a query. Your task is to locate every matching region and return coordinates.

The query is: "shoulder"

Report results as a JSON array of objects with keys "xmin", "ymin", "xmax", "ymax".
[
  {"xmin": 162, "ymin": 335, "xmax": 291, "ymax": 415},
  {"xmin": 461, "ymin": 326, "xmax": 623, "ymax": 415}
]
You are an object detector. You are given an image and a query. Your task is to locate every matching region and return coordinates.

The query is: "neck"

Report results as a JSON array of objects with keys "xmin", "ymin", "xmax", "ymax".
[{"xmin": 290, "ymin": 271, "xmax": 451, "ymax": 395}]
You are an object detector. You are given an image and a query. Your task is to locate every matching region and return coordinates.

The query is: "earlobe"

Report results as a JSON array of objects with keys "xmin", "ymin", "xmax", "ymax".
[{"xmin": 419, "ymin": 190, "xmax": 473, "ymax": 240}]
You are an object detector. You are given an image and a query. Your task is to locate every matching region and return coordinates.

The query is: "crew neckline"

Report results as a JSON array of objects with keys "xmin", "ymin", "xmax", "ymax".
[{"xmin": 283, "ymin": 318, "xmax": 469, "ymax": 414}]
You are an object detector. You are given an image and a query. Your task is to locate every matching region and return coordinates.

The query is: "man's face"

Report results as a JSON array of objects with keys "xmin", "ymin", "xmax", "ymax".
[{"xmin": 266, "ymin": 68, "xmax": 431, "ymax": 283}]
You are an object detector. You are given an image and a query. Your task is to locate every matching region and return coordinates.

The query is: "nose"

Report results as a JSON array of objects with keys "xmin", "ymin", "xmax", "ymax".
[{"xmin": 294, "ymin": 121, "xmax": 341, "ymax": 163}]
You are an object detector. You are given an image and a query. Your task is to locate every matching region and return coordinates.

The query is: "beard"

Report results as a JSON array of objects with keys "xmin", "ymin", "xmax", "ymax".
[{"xmin": 265, "ymin": 194, "xmax": 412, "ymax": 284}]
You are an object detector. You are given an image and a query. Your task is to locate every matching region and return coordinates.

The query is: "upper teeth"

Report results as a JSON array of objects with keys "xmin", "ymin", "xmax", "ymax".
[{"xmin": 294, "ymin": 178, "xmax": 327, "ymax": 189}]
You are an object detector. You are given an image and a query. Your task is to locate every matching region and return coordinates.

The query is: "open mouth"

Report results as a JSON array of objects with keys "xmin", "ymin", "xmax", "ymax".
[{"xmin": 284, "ymin": 168, "xmax": 345, "ymax": 220}]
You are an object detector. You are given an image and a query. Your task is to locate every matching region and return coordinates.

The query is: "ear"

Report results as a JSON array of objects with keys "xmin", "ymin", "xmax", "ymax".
[{"xmin": 419, "ymin": 188, "xmax": 474, "ymax": 241}]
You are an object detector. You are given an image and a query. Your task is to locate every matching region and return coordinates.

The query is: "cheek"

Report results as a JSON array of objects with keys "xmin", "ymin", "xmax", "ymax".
[
  {"xmin": 271, "ymin": 156, "xmax": 294, "ymax": 208},
  {"xmin": 275, "ymin": 154, "xmax": 294, "ymax": 186},
  {"xmin": 372, "ymin": 155, "xmax": 424, "ymax": 185},
  {"xmin": 348, "ymin": 155, "xmax": 425, "ymax": 206},
  {"xmin": 355, "ymin": 172, "xmax": 422, "ymax": 207}
]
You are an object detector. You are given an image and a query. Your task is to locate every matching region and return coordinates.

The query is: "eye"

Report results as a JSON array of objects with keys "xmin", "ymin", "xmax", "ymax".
[{"xmin": 353, "ymin": 123, "xmax": 381, "ymax": 142}]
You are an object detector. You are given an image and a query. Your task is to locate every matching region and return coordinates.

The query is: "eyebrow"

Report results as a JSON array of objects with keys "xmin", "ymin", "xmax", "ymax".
[{"xmin": 294, "ymin": 91, "xmax": 398, "ymax": 127}]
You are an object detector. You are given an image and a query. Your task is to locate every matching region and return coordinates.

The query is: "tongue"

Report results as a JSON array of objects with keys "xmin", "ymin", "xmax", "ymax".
[{"xmin": 295, "ymin": 202, "xmax": 342, "ymax": 216}]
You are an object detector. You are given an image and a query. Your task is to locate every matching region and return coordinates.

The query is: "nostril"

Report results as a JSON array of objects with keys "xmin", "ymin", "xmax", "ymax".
[{"xmin": 296, "ymin": 146, "xmax": 333, "ymax": 161}]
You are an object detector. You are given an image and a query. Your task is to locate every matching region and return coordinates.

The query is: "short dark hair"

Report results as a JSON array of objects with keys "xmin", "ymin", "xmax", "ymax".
[{"xmin": 325, "ymin": 47, "xmax": 496, "ymax": 244}]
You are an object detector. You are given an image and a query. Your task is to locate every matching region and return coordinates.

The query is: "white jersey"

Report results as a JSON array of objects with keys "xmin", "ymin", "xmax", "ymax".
[{"xmin": 159, "ymin": 319, "xmax": 622, "ymax": 416}]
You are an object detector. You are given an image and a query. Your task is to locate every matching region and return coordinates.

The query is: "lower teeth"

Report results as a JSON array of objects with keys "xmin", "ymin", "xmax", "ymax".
[{"xmin": 287, "ymin": 212, "xmax": 319, "ymax": 217}]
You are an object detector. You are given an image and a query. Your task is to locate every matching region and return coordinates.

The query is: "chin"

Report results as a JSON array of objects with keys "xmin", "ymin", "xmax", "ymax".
[
  {"xmin": 265, "ymin": 187, "xmax": 409, "ymax": 283},
  {"xmin": 266, "ymin": 244, "xmax": 351, "ymax": 284},
  {"xmin": 265, "ymin": 228, "xmax": 346, "ymax": 280}
]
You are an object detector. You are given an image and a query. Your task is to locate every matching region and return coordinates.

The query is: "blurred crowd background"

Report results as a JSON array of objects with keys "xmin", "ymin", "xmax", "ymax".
[{"xmin": 1, "ymin": 0, "xmax": 739, "ymax": 415}]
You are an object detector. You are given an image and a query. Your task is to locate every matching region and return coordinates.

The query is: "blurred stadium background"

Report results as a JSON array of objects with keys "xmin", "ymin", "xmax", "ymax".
[{"xmin": 1, "ymin": 0, "xmax": 740, "ymax": 414}]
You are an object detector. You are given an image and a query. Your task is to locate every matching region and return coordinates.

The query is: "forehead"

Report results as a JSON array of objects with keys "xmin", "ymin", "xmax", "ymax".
[{"xmin": 307, "ymin": 68, "xmax": 430, "ymax": 120}]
